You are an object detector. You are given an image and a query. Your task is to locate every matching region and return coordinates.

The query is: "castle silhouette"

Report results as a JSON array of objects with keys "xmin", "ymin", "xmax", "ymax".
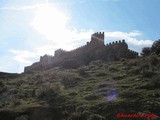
[{"xmin": 24, "ymin": 32, "xmax": 138, "ymax": 72}]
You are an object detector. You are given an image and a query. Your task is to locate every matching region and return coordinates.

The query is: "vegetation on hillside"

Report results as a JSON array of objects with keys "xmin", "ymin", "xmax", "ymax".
[
  {"xmin": 0, "ymin": 55, "xmax": 160, "ymax": 120},
  {"xmin": 0, "ymin": 40, "xmax": 160, "ymax": 120},
  {"xmin": 141, "ymin": 39, "xmax": 160, "ymax": 56}
]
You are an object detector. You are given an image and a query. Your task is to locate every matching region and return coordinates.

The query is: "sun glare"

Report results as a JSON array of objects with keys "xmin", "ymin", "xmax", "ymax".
[{"xmin": 31, "ymin": 4, "xmax": 69, "ymax": 40}]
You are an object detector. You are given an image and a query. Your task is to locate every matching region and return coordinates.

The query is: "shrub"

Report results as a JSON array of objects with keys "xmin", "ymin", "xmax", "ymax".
[
  {"xmin": 141, "ymin": 47, "xmax": 151, "ymax": 57},
  {"xmin": 90, "ymin": 60, "xmax": 103, "ymax": 66},
  {"xmin": 35, "ymin": 82, "xmax": 63, "ymax": 100},
  {"xmin": 148, "ymin": 74, "xmax": 160, "ymax": 88},
  {"xmin": 139, "ymin": 62, "xmax": 150, "ymax": 71},
  {"xmin": 128, "ymin": 67, "xmax": 140, "ymax": 75},
  {"xmin": 120, "ymin": 90, "xmax": 141, "ymax": 98},
  {"xmin": 108, "ymin": 66, "xmax": 118, "ymax": 72},
  {"xmin": 76, "ymin": 105, "xmax": 90, "ymax": 113},
  {"xmin": 141, "ymin": 70, "xmax": 156, "ymax": 78},
  {"xmin": 151, "ymin": 39, "xmax": 160, "ymax": 55},
  {"xmin": 98, "ymin": 84, "xmax": 107, "ymax": 88},
  {"xmin": 69, "ymin": 92, "xmax": 77, "ymax": 96},
  {"xmin": 62, "ymin": 111, "xmax": 70, "ymax": 119},
  {"xmin": 0, "ymin": 81, "xmax": 4, "ymax": 87},
  {"xmin": 84, "ymin": 94, "xmax": 99, "ymax": 101},
  {"xmin": 150, "ymin": 55, "xmax": 159, "ymax": 66},
  {"xmin": 0, "ymin": 81, "xmax": 6, "ymax": 93},
  {"xmin": 120, "ymin": 58, "xmax": 127, "ymax": 62},
  {"xmin": 10, "ymin": 96, "xmax": 21, "ymax": 106},
  {"xmin": 141, "ymin": 75, "xmax": 160, "ymax": 89},
  {"xmin": 78, "ymin": 67, "xmax": 87, "ymax": 76},
  {"xmin": 127, "ymin": 60, "xmax": 138, "ymax": 66},
  {"xmin": 96, "ymin": 72, "xmax": 107, "ymax": 77},
  {"xmin": 85, "ymin": 86, "xmax": 93, "ymax": 91},
  {"xmin": 61, "ymin": 75, "xmax": 82, "ymax": 88},
  {"xmin": 88, "ymin": 114, "xmax": 106, "ymax": 120},
  {"xmin": 69, "ymin": 112, "xmax": 88, "ymax": 120}
]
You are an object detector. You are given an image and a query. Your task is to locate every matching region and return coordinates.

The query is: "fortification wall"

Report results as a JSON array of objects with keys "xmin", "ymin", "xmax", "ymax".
[
  {"xmin": 40, "ymin": 54, "xmax": 54, "ymax": 65},
  {"xmin": 91, "ymin": 32, "xmax": 105, "ymax": 46},
  {"xmin": 53, "ymin": 37, "xmax": 105, "ymax": 64},
  {"xmin": 52, "ymin": 32, "xmax": 105, "ymax": 64},
  {"xmin": 127, "ymin": 49, "xmax": 139, "ymax": 58},
  {"xmin": 106, "ymin": 40, "xmax": 128, "ymax": 49},
  {"xmin": 54, "ymin": 49, "xmax": 67, "ymax": 57},
  {"xmin": 24, "ymin": 32, "xmax": 139, "ymax": 73},
  {"xmin": 24, "ymin": 62, "xmax": 42, "ymax": 73},
  {"xmin": 103, "ymin": 40, "xmax": 130, "ymax": 60}
]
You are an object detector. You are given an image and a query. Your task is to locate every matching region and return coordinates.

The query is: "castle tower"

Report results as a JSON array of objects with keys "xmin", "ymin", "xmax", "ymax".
[
  {"xmin": 91, "ymin": 32, "xmax": 105, "ymax": 46},
  {"xmin": 55, "ymin": 48, "xmax": 66, "ymax": 57}
]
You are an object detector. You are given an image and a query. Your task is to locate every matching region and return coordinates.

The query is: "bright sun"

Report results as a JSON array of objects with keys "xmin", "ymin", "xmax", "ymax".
[{"xmin": 31, "ymin": 4, "xmax": 69, "ymax": 40}]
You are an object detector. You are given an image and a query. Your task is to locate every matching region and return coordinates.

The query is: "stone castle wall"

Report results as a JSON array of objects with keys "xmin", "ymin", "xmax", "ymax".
[{"xmin": 24, "ymin": 32, "xmax": 138, "ymax": 72}]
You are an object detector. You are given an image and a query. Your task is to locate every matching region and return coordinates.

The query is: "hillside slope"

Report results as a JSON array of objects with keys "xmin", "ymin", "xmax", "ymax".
[{"xmin": 0, "ymin": 55, "xmax": 160, "ymax": 120}]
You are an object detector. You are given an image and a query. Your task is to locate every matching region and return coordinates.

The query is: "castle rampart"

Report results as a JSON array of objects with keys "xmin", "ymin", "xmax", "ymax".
[
  {"xmin": 24, "ymin": 32, "xmax": 139, "ymax": 72},
  {"xmin": 106, "ymin": 40, "xmax": 128, "ymax": 50},
  {"xmin": 128, "ymin": 49, "xmax": 139, "ymax": 58},
  {"xmin": 90, "ymin": 32, "xmax": 105, "ymax": 46}
]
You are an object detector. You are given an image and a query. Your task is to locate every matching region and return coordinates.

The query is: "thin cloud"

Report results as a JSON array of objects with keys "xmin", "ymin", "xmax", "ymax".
[
  {"xmin": 9, "ymin": 29, "xmax": 94, "ymax": 64},
  {"xmin": 0, "ymin": 5, "xmax": 39, "ymax": 11},
  {"xmin": 9, "ymin": 49, "xmax": 37, "ymax": 64},
  {"xmin": 105, "ymin": 31, "xmax": 153, "ymax": 46}
]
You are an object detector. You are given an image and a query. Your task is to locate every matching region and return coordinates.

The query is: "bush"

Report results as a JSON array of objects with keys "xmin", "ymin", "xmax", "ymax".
[
  {"xmin": 35, "ymin": 82, "xmax": 63, "ymax": 100},
  {"xmin": 141, "ymin": 70, "xmax": 156, "ymax": 78},
  {"xmin": 139, "ymin": 62, "xmax": 149, "ymax": 71},
  {"xmin": 84, "ymin": 94, "xmax": 99, "ymax": 101},
  {"xmin": 0, "ymin": 81, "xmax": 4, "ymax": 87},
  {"xmin": 69, "ymin": 112, "xmax": 88, "ymax": 120},
  {"xmin": 76, "ymin": 105, "xmax": 90, "ymax": 113},
  {"xmin": 120, "ymin": 58, "xmax": 127, "ymax": 62},
  {"xmin": 10, "ymin": 96, "xmax": 21, "ymax": 106},
  {"xmin": 78, "ymin": 67, "xmax": 87, "ymax": 76},
  {"xmin": 108, "ymin": 66, "xmax": 118, "ymax": 72},
  {"xmin": 128, "ymin": 67, "xmax": 140, "ymax": 75},
  {"xmin": 120, "ymin": 90, "xmax": 141, "ymax": 98},
  {"xmin": 127, "ymin": 60, "xmax": 138, "ymax": 66},
  {"xmin": 61, "ymin": 75, "xmax": 82, "ymax": 88},
  {"xmin": 88, "ymin": 114, "xmax": 106, "ymax": 120},
  {"xmin": 150, "ymin": 55, "xmax": 159, "ymax": 66},
  {"xmin": 0, "ymin": 81, "xmax": 6, "ymax": 93},
  {"xmin": 96, "ymin": 72, "xmax": 107, "ymax": 77},
  {"xmin": 151, "ymin": 39, "xmax": 160, "ymax": 55},
  {"xmin": 141, "ymin": 75, "xmax": 160, "ymax": 89},
  {"xmin": 141, "ymin": 47, "xmax": 151, "ymax": 57},
  {"xmin": 148, "ymin": 75, "xmax": 160, "ymax": 88}
]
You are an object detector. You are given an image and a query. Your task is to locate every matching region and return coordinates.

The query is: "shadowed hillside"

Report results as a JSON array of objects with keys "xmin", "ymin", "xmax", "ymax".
[{"xmin": 0, "ymin": 55, "xmax": 160, "ymax": 120}]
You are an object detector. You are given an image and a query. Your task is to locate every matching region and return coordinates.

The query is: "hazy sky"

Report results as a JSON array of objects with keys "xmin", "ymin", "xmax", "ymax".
[{"xmin": 0, "ymin": 0, "xmax": 159, "ymax": 73}]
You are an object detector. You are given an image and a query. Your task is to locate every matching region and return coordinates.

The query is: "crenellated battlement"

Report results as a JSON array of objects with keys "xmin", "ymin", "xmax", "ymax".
[
  {"xmin": 54, "ymin": 48, "xmax": 67, "ymax": 57},
  {"xmin": 24, "ymin": 32, "xmax": 139, "ymax": 72},
  {"xmin": 69, "ymin": 44, "xmax": 88, "ymax": 52},
  {"xmin": 91, "ymin": 32, "xmax": 105, "ymax": 46},
  {"xmin": 128, "ymin": 49, "xmax": 139, "ymax": 58},
  {"xmin": 106, "ymin": 39, "xmax": 126, "ymax": 46},
  {"xmin": 91, "ymin": 32, "xmax": 104, "ymax": 40},
  {"xmin": 40, "ymin": 54, "xmax": 54, "ymax": 65}
]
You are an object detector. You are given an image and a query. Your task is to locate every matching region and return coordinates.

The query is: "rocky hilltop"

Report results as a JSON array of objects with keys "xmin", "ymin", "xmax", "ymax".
[{"xmin": 24, "ymin": 32, "xmax": 138, "ymax": 72}]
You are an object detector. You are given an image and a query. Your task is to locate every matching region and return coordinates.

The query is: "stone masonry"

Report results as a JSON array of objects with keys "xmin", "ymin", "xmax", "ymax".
[{"xmin": 24, "ymin": 32, "xmax": 138, "ymax": 72}]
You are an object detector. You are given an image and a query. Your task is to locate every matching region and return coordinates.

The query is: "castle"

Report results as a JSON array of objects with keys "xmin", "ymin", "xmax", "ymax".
[{"xmin": 24, "ymin": 32, "xmax": 138, "ymax": 72}]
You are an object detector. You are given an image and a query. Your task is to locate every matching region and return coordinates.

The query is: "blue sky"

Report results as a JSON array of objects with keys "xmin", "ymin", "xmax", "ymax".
[{"xmin": 0, "ymin": 0, "xmax": 159, "ymax": 73}]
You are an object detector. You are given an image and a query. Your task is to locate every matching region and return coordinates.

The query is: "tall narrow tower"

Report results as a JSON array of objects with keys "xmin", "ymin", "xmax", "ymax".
[{"xmin": 91, "ymin": 32, "xmax": 105, "ymax": 46}]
